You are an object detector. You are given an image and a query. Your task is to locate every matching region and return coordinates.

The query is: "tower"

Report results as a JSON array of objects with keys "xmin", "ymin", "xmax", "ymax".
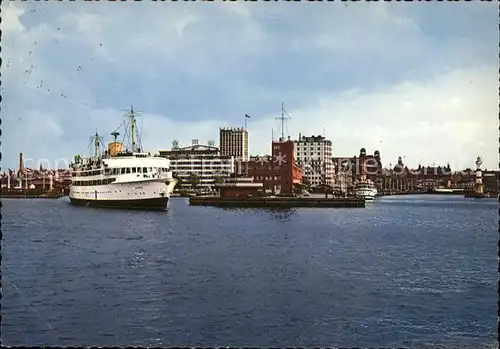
[
  {"xmin": 474, "ymin": 156, "xmax": 484, "ymax": 194},
  {"xmin": 219, "ymin": 127, "xmax": 249, "ymax": 161},
  {"xmin": 360, "ymin": 147, "xmax": 367, "ymax": 181}
]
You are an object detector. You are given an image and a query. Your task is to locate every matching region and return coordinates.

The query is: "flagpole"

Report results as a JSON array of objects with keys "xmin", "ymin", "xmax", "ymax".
[{"xmin": 244, "ymin": 114, "xmax": 247, "ymax": 130}]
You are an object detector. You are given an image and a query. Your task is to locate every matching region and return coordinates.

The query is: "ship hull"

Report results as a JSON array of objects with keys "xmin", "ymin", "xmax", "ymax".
[
  {"xmin": 355, "ymin": 187, "xmax": 377, "ymax": 202},
  {"xmin": 69, "ymin": 177, "xmax": 177, "ymax": 211},
  {"xmin": 69, "ymin": 196, "xmax": 169, "ymax": 211}
]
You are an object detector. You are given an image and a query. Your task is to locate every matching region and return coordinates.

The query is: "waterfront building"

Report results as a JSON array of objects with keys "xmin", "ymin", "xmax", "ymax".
[
  {"xmin": 219, "ymin": 127, "xmax": 249, "ymax": 162},
  {"xmin": 294, "ymin": 134, "xmax": 333, "ymax": 188},
  {"xmin": 1, "ymin": 165, "xmax": 71, "ymax": 192},
  {"xmin": 411, "ymin": 164, "xmax": 452, "ymax": 190},
  {"xmin": 214, "ymin": 176, "xmax": 264, "ymax": 198},
  {"xmin": 159, "ymin": 140, "xmax": 235, "ymax": 190},
  {"xmin": 333, "ymin": 148, "xmax": 383, "ymax": 185},
  {"xmin": 238, "ymin": 139, "xmax": 303, "ymax": 196},
  {"xmin": 481, "ymin": 169, "xmax": 499, "ymax": 194}
]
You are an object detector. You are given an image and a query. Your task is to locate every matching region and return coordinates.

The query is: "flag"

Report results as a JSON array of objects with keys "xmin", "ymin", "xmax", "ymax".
[{"xmin": 245, "ymin": 114, "xmax": 251, "ymax": 118}]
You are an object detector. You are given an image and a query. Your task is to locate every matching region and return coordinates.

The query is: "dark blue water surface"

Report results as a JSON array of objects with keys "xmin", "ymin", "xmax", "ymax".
[{"xmin": 1, "ymin": 195, "xmax": 497, "ymax": 347}]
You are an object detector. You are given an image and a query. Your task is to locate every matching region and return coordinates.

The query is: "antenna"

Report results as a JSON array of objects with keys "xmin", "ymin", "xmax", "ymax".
[
  {"xmin": 274, "ymin": 101, "xmax": 291, "ymax": 141},
  {"xmin": 172, "ymin": 140, "xmax": 179, "ymax": 149}
]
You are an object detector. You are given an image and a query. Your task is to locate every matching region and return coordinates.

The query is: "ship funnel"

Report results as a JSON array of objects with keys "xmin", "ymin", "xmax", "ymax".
[{"xmin": 108, "ymin": 141, "xmax": 123, "ymax": 157}]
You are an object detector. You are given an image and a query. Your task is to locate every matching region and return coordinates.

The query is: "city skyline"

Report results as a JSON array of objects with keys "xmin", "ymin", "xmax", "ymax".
[{"xmin": 2, "ymin": 2, "xmax": 497, "ymax": 170}]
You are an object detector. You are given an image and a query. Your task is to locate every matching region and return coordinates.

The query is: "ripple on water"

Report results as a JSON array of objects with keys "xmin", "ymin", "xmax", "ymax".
[{"xmin": 1, "ymin": 196, "xmax": 496, "ymax": 347}]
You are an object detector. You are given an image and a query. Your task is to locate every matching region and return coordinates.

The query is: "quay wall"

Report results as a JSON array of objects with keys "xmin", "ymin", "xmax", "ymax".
[{"xmin": 189, "ymin": 196, "xmax": 365, "ymax": 208}]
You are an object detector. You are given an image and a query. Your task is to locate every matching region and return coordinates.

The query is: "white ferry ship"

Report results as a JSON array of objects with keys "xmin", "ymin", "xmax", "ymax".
[
  {"xmin": 354, "ymin": 179, "xmax": 378, "ymax": 202},
  {"xmin": 69, "ymin": 106, "xmax": 177, "ymax": 211}
]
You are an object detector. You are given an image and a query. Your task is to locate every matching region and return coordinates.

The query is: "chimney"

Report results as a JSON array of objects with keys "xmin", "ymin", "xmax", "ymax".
[
  {"xmin": 19, "ymin": 152, "xmax": 24, "ymax": 173},
  {"xmin": 287, "ymin": 136, "xmax": 291, "ymax": 141}
]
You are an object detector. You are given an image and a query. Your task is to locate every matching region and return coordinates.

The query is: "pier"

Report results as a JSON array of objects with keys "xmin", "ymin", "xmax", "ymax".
[
  {"xmin": 0, "ymin": 188, "xmax": 65, "ymax": 199},
  {"xmin": 189, "ymin": 196, "xmax": 365, "ymax": 208}
]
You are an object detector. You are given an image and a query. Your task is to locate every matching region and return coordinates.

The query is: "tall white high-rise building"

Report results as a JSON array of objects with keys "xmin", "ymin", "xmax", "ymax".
[
  {"xmin": 294, "ymin": 134, "xmax": 333, "ymax": 187},
  {"xmin": 219, "ymin": 127, "xmax": 249, "ymax": 162}
]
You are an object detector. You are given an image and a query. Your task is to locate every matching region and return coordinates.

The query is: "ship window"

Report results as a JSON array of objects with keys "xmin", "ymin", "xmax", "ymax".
[
  {"xmin": 148, "ymin": 167, "xmax": 152, "ymax": 172},
  {"xmin": 143, "ymin": 167, "xmax": 147, "ymax": 173},
  {"xmin": 137, "ymin": 167, "xmax": 142, "ymax": 173},
  {"xmin": 126, "ymin": 168, "xmax": 131, "ymax": 174},
  {"xmin": 120, "ymin": 168, "xmax": 126, "ymax": 174},
  {"xmin": 132, "ymin": 167, "xmax": 137, "ymax": 173}
]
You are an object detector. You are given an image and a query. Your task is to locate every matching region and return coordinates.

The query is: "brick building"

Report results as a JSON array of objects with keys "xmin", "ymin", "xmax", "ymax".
[{"xmin": 236, "ymin": 139, "xmax": 303, "ymax": 196}]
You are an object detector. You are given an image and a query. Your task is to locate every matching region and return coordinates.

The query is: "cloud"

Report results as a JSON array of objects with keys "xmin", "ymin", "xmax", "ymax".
[{"xmin": 1, "ymin": 1, "xmax": 497, "ymax": 171}]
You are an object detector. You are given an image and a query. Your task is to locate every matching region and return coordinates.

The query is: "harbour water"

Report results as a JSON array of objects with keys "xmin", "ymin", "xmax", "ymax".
[{"xmin": 1, "ymin": 195, "xmax": 497, "ymax": 347}]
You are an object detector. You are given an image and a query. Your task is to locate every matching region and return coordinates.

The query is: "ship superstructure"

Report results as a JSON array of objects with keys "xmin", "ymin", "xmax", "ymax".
[
  {"xmin": 69, "ymin": 106, "xmax": 177, "ymax": 210},
  {"xmin": 354, "ymin": 148, "xmax": 378, "ymax": 201}
]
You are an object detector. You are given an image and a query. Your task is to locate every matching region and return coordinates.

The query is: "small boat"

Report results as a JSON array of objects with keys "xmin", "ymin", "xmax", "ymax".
[{"xmin": 355, "ymin": 180, "xmax": 377, "ymax": 202}]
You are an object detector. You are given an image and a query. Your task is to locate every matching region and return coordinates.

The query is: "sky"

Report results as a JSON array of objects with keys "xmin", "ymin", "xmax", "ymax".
[{"xmin": 2, "ymin": 1, "xmax": 498, "ymax": 170}]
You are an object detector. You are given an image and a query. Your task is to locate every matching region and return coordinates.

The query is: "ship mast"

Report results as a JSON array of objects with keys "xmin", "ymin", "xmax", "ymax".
[
  {"xmin": 130, "ymin": 105, "xmax": 137, "ymax": 152},
  {"xmin": 124, "ymin": 105, "xmax": 141, "ymax": 152},
  {"xmin": 94, "ymin": 130, "xmax": 100, "ymax": 160}
]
